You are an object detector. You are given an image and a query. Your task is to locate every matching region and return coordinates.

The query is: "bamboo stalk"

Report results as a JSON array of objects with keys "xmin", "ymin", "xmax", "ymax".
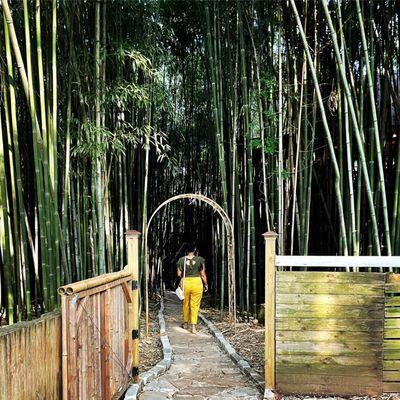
[{"xmin": 58, "ymin": 269, "xmax": 130, "ymax": 295}]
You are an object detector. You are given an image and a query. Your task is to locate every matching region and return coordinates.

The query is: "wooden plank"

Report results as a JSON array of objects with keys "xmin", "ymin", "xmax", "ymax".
[
  {"xmin": 278, "ymin": 293, "xmax": 384, "ymax": 306},
  {"xmin": 277, "ymin": 341, "xmax": 382, "ymax": 356},
  {"xmin": 383, "ymin": 371, "xmax": 400, "ymax": 381},
  {"xmin": 276, "ymin": 318, "xmax": 383, "ymax": 332},
  {"xmin": 383, "ymin": 382, "xmax": 400, "ymax": 392},
  {"xmin": 276, "ymin": 363, "xmax": 380, "ymax": 377},
  {"xmin": 385, "ymin": 283, "xmax": 400, "ymax": 293},
  {"xmin": 264, "ymin": 233, "xmax": 277, "ymax": 390},
  {"xmin": 385, "ymin": 308, "xmax": 400, "ymax": 317},
  {"xmin": 385, "ymin": 296, "xmax": 400, "ymax": 306},
  {"xmin": 278, "ymin": 373, "xmax": 381, "ymax": 387},
  {"xmin": 277, "ymin": 353, "xmax": 381, "ymax": 366},
  {"xmin": 384, "ymin": 350, "xmax": 400, "ymax": 360},
  {"xmin": 277, "ymin": 382, "xmax": 381, "ymax": 396},
  {"xmin": 277, "ymin": 303, "xmax": 383, "ymax": 319},
  {"xmin": 384, "ymin": 340, "xmax": 400, "ymax": 349},
  {"xmin": 385, "ymin": 319, "xmax": 400, "ymax": 329},
  {"xmin": 87, "ymin": 296, "xmax": 94, "ymax": 398},
  {"xmin": 384, "ymin": 360, "xmax": 400, "ymax": 370},
  {"xmin": 277, "ymin": 271, "xmax": 385, "ymax": 283},
  {"xmin": 121, "ymin": 282, "xmax": 132, "ymax": 303},
  {"xmin": 388, "ymin": 274, "xmax": 400, "ymax": 283},
  {"xmin": 94, "ymin": 293, "xmax": 102, "ymax": 399},
  {"xmin": 277, "ymin": 282, "xmax": 384, "ymax": 295},
  {"xmin": 277, "ymin": 330, "xmax": 382, "ymax": 343},
  {"xmin": 276, "ymin": 255, "xmax": 400, "ymax": 268},
  {"xmin": 68, "ymin": 299, "xmax": 78, "ymax": 399},
  {"xmin": 385, "ymin": 329, "xmax": 400, "ymax": 339},
  {"xmin": 101, "ymin": 289, "xmax": 111, "ymax": 399}
]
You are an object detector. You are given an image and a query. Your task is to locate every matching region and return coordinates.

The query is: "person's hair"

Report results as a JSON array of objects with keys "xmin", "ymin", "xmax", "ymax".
[{"xmin": 185, "ymin": 242, "xmax": 196, "ymax": 253}]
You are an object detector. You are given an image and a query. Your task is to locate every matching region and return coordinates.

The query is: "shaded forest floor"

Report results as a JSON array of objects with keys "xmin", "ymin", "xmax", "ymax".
[
  {"xmin": 139, "ymin": 299, "xmax": 162, "ymax": 372},
  {"xmin": 201, "ymin": 306, "xmax": 265, "ymax": 376}
]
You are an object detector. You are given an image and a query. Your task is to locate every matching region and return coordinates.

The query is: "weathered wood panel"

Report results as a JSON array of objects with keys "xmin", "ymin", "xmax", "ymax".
[
  {"xmin": 0, "ymin": 311, "xmax": 61, "ymax": 400},
  {"xmin": 276, "ymin": 271, "xmax": 385, "ymax": 396},
  {"xmin": 62, "ymin": 274, "xmax": 132, "ymax": 400},
  {"xmin": 383, "ymin": 273, "xmax": 400, "ymax": 392}
]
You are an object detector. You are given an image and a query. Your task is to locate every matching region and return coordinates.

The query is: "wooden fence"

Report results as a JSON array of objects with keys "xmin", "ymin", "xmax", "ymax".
[
  {"xmin": 384, "ymin": 273, "xmax": 400, "ymax": 392},
  {"xmin": 263, "ymin": 232, "xmax": 400, "ymax": 397},
  {"xmin": 59, "ymin": 230, "xmax": 141, "ymax": 400},
  {"xmin": 0, "ymin": 311, "xmax": 61, "ymax": 399}
]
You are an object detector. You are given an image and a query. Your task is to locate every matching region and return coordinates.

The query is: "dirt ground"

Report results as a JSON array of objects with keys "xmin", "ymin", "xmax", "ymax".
[
  {"xmin": 139, "ymin": 299, "xmax": 163, "ymax": 372},
  {"xmin": 201, "ymin": 307, "xmax": 265, "ymax": 375}
]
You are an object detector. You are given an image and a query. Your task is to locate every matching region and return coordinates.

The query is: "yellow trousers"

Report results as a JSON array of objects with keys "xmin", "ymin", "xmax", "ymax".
[{"xmin": 182, "ymin": 277, "xmax": 203, "ymax": 325}]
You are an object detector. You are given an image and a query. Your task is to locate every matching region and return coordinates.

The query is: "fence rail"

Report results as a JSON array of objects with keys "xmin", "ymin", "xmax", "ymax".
[
  {"xmin": 263, "ymin": 232, "xmax": 400, "ymax": 397},
  {"xmin": 0, "ymin": 311, "xmax": 61, "ymax": 399},
  {"xmin": 276, "ymin": 255, "xmax": 400, "ymax": 268}
]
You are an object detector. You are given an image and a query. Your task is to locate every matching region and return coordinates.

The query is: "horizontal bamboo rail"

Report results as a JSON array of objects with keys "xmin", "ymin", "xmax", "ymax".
[{"xmin": 58, "ymin": 268, "xmax": 131, "ymax": 295}]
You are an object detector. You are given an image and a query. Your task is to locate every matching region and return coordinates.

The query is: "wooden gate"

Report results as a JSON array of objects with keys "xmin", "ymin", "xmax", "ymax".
[
  {"xmin": 59, "ymin": 230, "xmax": 141, "ymax": 400},
  {"xmin": 60, "ymin": 270, "xmax": 133, "ymax": 399}
]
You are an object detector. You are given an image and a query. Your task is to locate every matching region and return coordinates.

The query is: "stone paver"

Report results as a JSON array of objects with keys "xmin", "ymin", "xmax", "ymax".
[{"xmin": 139, "ymin": 292, "xmax": 261, "ymax": 400}]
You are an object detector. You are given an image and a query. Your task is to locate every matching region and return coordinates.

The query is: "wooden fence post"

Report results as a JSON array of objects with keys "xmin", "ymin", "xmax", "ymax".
[
  {"xmin": 126, "ymin": 230, "xmax": 141, "ymax": 382},
  {"xmin": 263, "ymin": 231, "xmax": 277, "ymax": 398}
]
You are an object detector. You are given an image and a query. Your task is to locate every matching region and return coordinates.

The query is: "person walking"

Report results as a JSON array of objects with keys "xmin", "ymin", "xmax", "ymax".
[{"xmin": 177, "ymin": 243, "xmax": 208, "ymax": 334}]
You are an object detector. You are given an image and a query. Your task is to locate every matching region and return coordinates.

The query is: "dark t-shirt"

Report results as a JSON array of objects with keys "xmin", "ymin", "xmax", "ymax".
[{"xmin": 177, "ymin": 256, "xmax": 205, "ymax": 277}]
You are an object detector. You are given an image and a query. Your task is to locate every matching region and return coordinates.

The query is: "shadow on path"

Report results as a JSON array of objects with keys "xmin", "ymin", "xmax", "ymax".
[{"xmin": 139, "ymin": 292, "xmax": 261, "ymax": 399}]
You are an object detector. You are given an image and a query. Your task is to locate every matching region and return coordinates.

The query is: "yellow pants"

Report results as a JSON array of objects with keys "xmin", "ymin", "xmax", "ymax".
[{"xmin": 182, "ymin": 277, "xmax": 203, "ymax": 325}]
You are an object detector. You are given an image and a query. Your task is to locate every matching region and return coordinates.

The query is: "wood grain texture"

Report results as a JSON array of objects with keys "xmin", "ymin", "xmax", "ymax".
[
  {"xmin": 0, "ymin": 312, "xmax": 61, "ymax": 400},
  {"xmin": 61, "ymin": 274, "xmax": 132, "ymax": 399},
  {"xmin": 383, "ymin": 274, "xmax": 400, "ymax": 391},
  {"xmin": 276, "ymin": 270, "xmax": 385, "ymax": 396}
]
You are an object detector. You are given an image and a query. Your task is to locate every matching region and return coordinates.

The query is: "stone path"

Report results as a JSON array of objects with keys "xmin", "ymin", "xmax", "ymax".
[{"xmin": 139, "ymin": 292, "xmax": 261, "ymax": 400}]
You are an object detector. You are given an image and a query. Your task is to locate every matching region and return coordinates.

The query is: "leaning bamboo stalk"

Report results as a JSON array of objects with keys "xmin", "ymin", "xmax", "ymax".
[
  {"xmin": 321, "ymin": 0, "xmax": 380, "ymax": 255},
  {"xmin": 58, "ymin": 269, "xmax": 130, "ymax": 295},
  {"xmin": 290, "ymin": 0, "xmax": 348, "ymax": 255}
]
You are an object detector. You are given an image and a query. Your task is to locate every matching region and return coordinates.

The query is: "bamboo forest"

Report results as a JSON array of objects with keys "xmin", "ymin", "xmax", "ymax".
[
  {"xmin": 1, "ymin": 0, "xmax": 399, "ymax": 321},
  {"xmin": 1, "ymin": 0, "xmax": 400, "ymax": 398}
]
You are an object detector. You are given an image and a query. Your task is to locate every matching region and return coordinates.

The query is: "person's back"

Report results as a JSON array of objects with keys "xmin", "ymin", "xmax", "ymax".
[
  {"xmin": 177, "ymin": 256, "xmax": 205, "ymax": 277},
  {"xmin": 176, "ymin": 244, "xmax": 208, "ymax": 334}
]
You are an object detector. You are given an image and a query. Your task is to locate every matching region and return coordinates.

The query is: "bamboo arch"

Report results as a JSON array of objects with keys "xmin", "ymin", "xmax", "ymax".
[{"xmin": 144, "ymin": 193, "xmax": 236, "ymax": 333}]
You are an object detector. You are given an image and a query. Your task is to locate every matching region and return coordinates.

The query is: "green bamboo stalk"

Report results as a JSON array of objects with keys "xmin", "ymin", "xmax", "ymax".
[
  {"xmin": 51, "ymin": 0, "xmax": 61, "ymax": 293},
  {"xmin": 290, "ymin": 0, "xmax": 348, "ymax": 255},
  {"xmin": 4, "ymin": 18, "xmax": 31, "ymax": 317},
  {"xmin": 95, "ymin": 0, "xmax": 106, "ymax": 275},
  {"xmin": 36, "ymin": 0, "xmax": 55, "ymax": 307},
  {"xmin": 356, "ymin": 0, "xmax": 391, "ymax": 255},
  {"xmin": 337, "ymin": 2, "xmax": 356, "ymax": 257},
  {"xmin": 321, "ymin": 0, "xmax": 380, "ymax": 255},
  {"xmin": 0, "ymin": 74, "xmax": 15, "ymax": 324}
]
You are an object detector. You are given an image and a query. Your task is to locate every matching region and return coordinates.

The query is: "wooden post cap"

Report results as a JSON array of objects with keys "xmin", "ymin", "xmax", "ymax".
[
  {"xmin": 262, "ymin": 231, "xmax": 278, "ymax": 239},
  {"xmin": 125, "ymin": 230, "xmax": 141, "ymax": 238}
]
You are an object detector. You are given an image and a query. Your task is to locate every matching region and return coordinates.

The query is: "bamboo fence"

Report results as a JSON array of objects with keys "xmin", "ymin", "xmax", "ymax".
[{"xmin": 0, "ymin": 311, "xmax": 61, "ymax": 399}]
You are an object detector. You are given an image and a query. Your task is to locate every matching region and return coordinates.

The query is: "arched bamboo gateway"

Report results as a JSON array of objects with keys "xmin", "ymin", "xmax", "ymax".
[{"xmin": 144, "ymin": 193, "xmax": 236, "ymax": 333}]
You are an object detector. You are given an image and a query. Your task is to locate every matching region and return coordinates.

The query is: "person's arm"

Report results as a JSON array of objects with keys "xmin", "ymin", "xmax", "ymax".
[
  {"xmin": 200, "ymin": 260, "xmax": 208, "ymax": 292},
  {"xmin": 177, "ymin": 258, "xmax": 182, "ymax": 278}
]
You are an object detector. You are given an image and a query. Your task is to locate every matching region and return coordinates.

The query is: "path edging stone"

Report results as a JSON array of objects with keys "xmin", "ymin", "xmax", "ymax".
[
  {"xmin": 124, "ymin": 297, "xmax": 173, "ymax": 400},
  {"xmin": 198, "ymin": 312, "xmax": 265, "ymax": 396}
]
